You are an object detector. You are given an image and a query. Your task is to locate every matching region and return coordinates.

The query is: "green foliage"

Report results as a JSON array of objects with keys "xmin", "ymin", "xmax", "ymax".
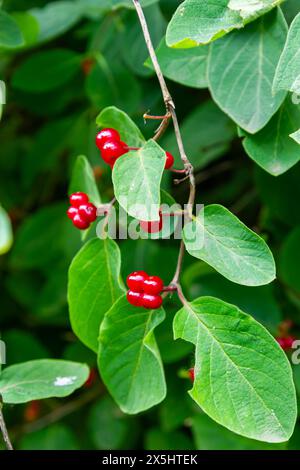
[
  {"xmin": 183, "ymin": 205, "xmax": 276, "ymax": 286},
  {"xmin": 68, "ymin": 238, "xmax": 125, "ymax": 352},
  {"xmin": 112, "ymin": 140, "xmax": 166, "ymax": 221},
  {"xmin": 12, "ymin": 49, "xmax": 82, "ymax": 93},
  {"xmin": 208, "ymin": 9, "xmax": 287, "ymax": 134},
  {"xmin": 174, "ymin": 296, "xmax": 297, "ymax": 442},
  {"xmin": 0, "ymin": 360, "xmax": 89, "ymax": 403},
  {"xmin": 98, "ymin": 296, "xmax": 166, "ymax": 414},
  {"xmin": 1, "ymin": 0, "xmax": 300, "ymax": 452}
]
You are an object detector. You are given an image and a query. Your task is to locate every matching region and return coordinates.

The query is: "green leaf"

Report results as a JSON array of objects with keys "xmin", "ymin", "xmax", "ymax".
[
  {"xmin": 0, "ymin": 11, "xmax": 24, "ymax": 48},
  {"xmin": 228, "ymin": 0, "xmax": 285, "ymax": 20},
  {"xmin": 112, "ymin": 140, "xmax": 166, "ymax": 221},
  {"xmin": 18, "ymin": 424, "xmax": 79, "ymax": 450},
  {"xmin": 12, "ymin": 49, "xmax": 81, "ymax": 93},
  {"xmin": 96, "ymin": 106, "xmax": 145, "ymax": 148},
  {"xmin": 68, "ymin": 238, "xmax": 125, "ymax": 352},
  {"xmin": 183, "ymin": 204, "xmax": 276, "ymax": 286},
  {"xmin": 121, "ymin": 5, "xmax": 166, "ymax": 77},
  {"xmin": 243, "ymin": 98, "xmax": 300, "ymax": 175},
  {"xmin": 69, "ymin": 155, "xmax": 101, "ymax": 206},
  {"xmin": 174, "ymin": 296, "xmax": 297, "ymax": 442},
  {"xmin": 182, "ymin": 263, "xmax": 282, "ymax": 332},
  {"xmin": 0, "ymin": 360, "xmax": 89, "ymax": 404},
  {"xmin": 87, "ymin": 397, "xmax": 134, "ymax": 449},
  {"xmin": 255, "ymin": 163, "xmax": 300, "ymax": 226},
  {"xmin": 146, "ymin": 38, "xmax": 209, "ymax": 88},
  {"xmin": 2, "ymin": 330, "xmax": 49, "ymax": 365},
  {"xmin": 11, "ymin": 13, "xmax": 39, "ymax": 47},
  {"xmin": 98, "ymin": 295, "xmax": 166, "ymax": 414},
  {"xmin": 166, "ymin": 0, "xmax": 242, "ymax": 48},
  {"xmin": 208, "ymin": 9, "xmax": 287, "ymax": 133},
  {"xmin": 290, "ymin": 129, "xmax": 300, "ymax": 143},
  {"xmin": 192, "ymin": 413, "xmax": 286, "ymax": 450},
  {"xmin": 9, "ymin": 204, "xmax": 81, "ymax": 271},
  {"xmin": 86, "ymin": 59, "xmax": 141, "ymax": 114},
  {"xmin": 30, "ymin": 2, "xmax": 82, "ymax": 43},
  {"xmin": 0, "ymin": 206, "xmax": 13, "ymax": 255},
  {"xmin": 273, "ymin": 12, "xmax": 300, "ymax": 94},
  {"xmin": 161, "ymin": 100, "xmax": 236, "ymax": 169},
  {"xmin": 166, "ymin": 0, "xmax": 285, "ymax": 47}
]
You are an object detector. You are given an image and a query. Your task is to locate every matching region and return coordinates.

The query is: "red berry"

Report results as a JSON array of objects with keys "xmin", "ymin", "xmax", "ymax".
[
  {"xmin": 73, "ymin": 213, "xmax": 90, "ymax": 230},
  {"xmin": 67, "ymin": 206, "xmax": 78, "ymax": 220},
  {"xmin": 127, "ymin": 290, "xmax": 143, "ymax": 307},
  {"xmin": 100, "ymin": 140, "xmax": 127, "ymax": 166},
  {"xmin": 143, "ymin": 276, "xmax": 164, "ymax": 295},
  {"xmin": 127, "ymin": 271, "xmax": 148, "ymax": 293},
  {"xmin": 188, "ymin": 368, "xmax": 195, "ymax": 383},
  {"xmin": 96, "ymin": 128, "xmax": 121, "ymax": 149},
  {"xmin": 70, "ymin": 192, "xmax": 89, "ymax": 208},
  {"xmin": 24, "ymin": 401, "xmax": 41, "ymax": 422},
  {"xmin": 141, "ymin": 294, "xmax": 162, "ymax": 310},
  {"xmin": 140, "ymin": 212, "xmax": 163, "ymax": 234},
  {"xmin": 78, "ymin": 203, "xmax": 97, "ymax": 223},
  {"xmin": 277, "ymin": 336, "xmax": 296, "ymax": 350},
  {"xmin": 165, "ymin": 152, "xmax": 174, "ymax": 170}
]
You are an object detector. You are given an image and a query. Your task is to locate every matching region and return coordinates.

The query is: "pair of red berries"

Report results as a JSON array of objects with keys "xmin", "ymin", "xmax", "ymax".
[
  {"xmin": 276, "ymin": 336, "xmax": 296, "ymax": 351},
  {"xmin": 126, "ymin": 271, "xmax": 164, "ymax": 309},
  {"xmin": 67, "ymin": 192, "xmax": 97, "ymax": 230},
  {"xmin": 95, "ymin": 128, "xmax": 175, "ymax": 170}
]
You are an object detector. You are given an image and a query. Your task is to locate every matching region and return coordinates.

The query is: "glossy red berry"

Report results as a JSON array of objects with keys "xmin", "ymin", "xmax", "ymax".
[
  {"xmin": 69, "ymin": 192, "xmax": 89, "ymax": 208},
  {"xmin": 73, "ymin": 213, "xmax": 90, "ymax": 230},
  {"xmin": 276, "ymin": 336, "xmax": 296, "ymax": 350},
  {"xmin": 188, "ymin": 368, "xmax": 195, "ymax": 383},
  {"xmin": 143, "ymin": 276, "xmax": 164, "ymax": 295},
  {"xmin": 165, "ymin": 152, "xmax": 174, "ymax": 170},
  {"xmin": 140, "ymin": 212, "xmax": 163, "ymax": 234},
  {"xmin": 141, "ymin": 294, "xmax": 162, "ymax": 310},
  {"xmin": 127, "ymin": 290, "xmax": 143, "ymax": 307},
  {"xmin": 127, "ymin": 271, "xmax": 148, "ymax": 293},
  {"xmin": 67, "ymin": 206, "xmax": 78, "ymax": 220},
  {"xmin": 101, "ymin": 140, "xmax": 127, "ymax": 166},
  {"xmin": 78, "ymin": 203, "xmax": 97, "ymax": 223},
  {"xmin": 95, "ymin": 128, "xmax": 121, "ymax": 149}
]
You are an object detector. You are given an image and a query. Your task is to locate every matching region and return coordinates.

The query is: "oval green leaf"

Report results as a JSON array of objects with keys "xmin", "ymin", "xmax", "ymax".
[
  {"xmin": 174, "ymin": 296, "xmax": 297, "ymax": 442},
  {"xmin": 183, "ymin": 204, "xmax": 276, "ymax": 286},
  {"xmin": 208, "ymin": 9, "xmax": 287, "ymax": 133},
  {"xmin": 112, "ymin": 140, "xmax": 166, "ymax": 221},
  {"xmin": 68, "ymin": 238, "xmax": 125, "ymax": 352},
  {"xmin": 0, "ymin": 360, "xmax": 89, "ymax": 404},
  {"xmin": 98, "ymin": 295, "xmax": 166, "ymax": 414}
]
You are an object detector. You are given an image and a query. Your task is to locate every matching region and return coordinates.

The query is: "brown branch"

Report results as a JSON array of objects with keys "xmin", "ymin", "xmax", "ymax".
[
  {"xmin": 0, "ymin": 400, "xmax": 13, "ymax": 450},
  {"xmin": 132, "ymin": 0, "xmax": 196, "ymax": 289}
]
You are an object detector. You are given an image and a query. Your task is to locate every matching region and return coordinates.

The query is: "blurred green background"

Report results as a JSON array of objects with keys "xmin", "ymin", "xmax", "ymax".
[{"xmin": 1, "ymin": 0, "xmax": 300, "ymax": 450}]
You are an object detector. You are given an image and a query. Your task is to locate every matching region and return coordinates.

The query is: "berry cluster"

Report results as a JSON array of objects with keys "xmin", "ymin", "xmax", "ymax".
[
  {"xmin": 276, "ymin": 336, "xmax": 296, "ymax": 351},
  {"xmin": 67, "ymin": 192, "xmax": 97, "ymax": 230},
  {"xmin": 126, "ymin": 271, "xmax": 164, "ymax": 309},
  {"xmin": 95, "ymin": 128, "xmax": 175, "ymax": 170},
  {"xmin": 96, "ymin": 128, "xmax": 128, "ymax": 168}
]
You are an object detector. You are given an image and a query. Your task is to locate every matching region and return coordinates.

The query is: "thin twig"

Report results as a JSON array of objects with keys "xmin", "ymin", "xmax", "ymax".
[
  {"xmin": 132, "ymin": 0, "xmax": 196, "ymax": 289},
  {"xmin": 0, "ymin": 400, "xmax": 13, "ymax": 450}
]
